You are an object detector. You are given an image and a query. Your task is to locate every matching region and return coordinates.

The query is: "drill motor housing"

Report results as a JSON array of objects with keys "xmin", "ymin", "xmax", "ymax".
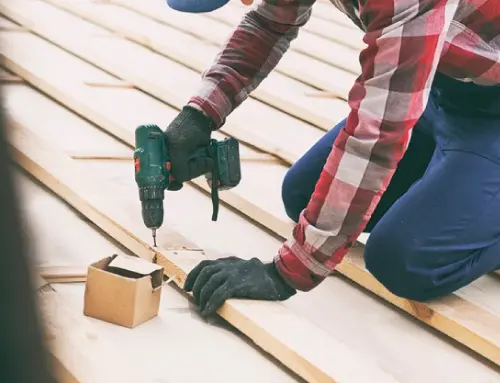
[{"xmin": 134, "ymin": 124, "xmax": 241, "ymax": 233}]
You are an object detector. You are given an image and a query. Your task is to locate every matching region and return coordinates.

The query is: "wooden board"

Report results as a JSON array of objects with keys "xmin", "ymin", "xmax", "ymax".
[
  {"xmin": 309, "ymin": 2, "xmax": 359, "ymax": 27},
  {"xmin": 7, "ymin": 118, "xmax": 399, "ymax": 383},
  {"xmin": 37, "ymin": 266, "xmax": 87, "ymax": 283},
  {"xmin": 37, "ymin": 282, "xmax": 146, "ymax": 383},
  {"xmin": 3, "ymin": 15, "xmax": 500, "ymax": 368},
  {"xmin": 228, "ymin": 1, "xmax": 364, "ymax": 46},
  {"xmin": 207, "ymin": 1, "xmax": 365, "ymax": 56},
  {"xmin": 8, "ymin": 72, "xmax": 500, "ymax": 381},
  {"xmin": 44, "ymin": 0, "xmax": 351, "ymax": 131}
]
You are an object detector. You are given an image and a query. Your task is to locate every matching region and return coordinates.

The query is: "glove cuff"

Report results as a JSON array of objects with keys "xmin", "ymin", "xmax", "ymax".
[
  {"xmin": 265, "ymin": 262, "xmax": 296, "ymax": 300},
  {"xmin": 182, "ymin": 104, "xmax": 218, "ymax": 132}
]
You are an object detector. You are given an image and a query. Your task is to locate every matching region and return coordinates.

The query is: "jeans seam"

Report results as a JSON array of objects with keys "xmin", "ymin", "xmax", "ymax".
[{"xmin": 441, "ymin": 148, "xmax": 500, "ymax": 168}]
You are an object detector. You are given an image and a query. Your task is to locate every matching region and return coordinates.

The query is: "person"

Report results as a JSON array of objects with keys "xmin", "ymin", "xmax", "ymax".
[{"xmin": 164, "ymin": 0, "xmax": 500, "ymax": 318}]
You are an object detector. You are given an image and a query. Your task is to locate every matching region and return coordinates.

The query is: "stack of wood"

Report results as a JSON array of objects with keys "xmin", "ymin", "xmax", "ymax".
[{"xmin": 1, "ymin": 0, "xmax": 499, "ymax": 381}]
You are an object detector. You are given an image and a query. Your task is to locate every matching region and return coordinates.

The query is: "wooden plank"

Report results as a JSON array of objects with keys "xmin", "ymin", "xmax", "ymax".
[
  {"xmin": 2, "ymin": 84, "xmax": 132, "ymax": 157},
  {"xmin": 49, "ymin": 353, "xmax": 80, "ymax": 383},
  {"xmin": 309, "ymin": 2, "xmax": 358, "ymax": 27},
  {"xmin": 209, "ymin": 1, "xmax": 365, "ymax": 55},
  {"xmin": 84, "ymin": 79, "xmax": 133, "ymax": 88},
  {"xmin": 37, "ymin": 266, "xmax": 87, "ymax": 283},
  {"xmin": 37, "ymin": 281, "xmax": 146, "ymax": 383},
  {"xmin": 47, "ymin": 0, "xmax": 349, "ymax": 131},
  {"xmin": 35, "ymin": 284, "xmax": 82, "ymax": 383},
  {"xmin": 4, "ymin": 18, "xmax": 500, "ymax": 367},
  {"xmin": 8, "ymin": 120, "xmax": 399, "ymax": 383},
  {"xmin": 229, "ymin": 0, "xmax": 363, "ymax": 43},
  {"xmin": 0, "ymin": 74, "xmax": 23, "ymax": 83},
  {"xmin": 69, "ymin": 154, "xmax": 132, "ymax": 160},
  {"xmin": 0, "ymin": 25, "xmax": 30, "ymax": 31},
  {"xmin": 69, "ymin": 152, "xmax": 277, "ymax": 162}
]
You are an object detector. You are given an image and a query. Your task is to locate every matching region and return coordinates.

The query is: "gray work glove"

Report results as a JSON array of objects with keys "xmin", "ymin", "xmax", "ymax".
[
  {"xmin": 184, "ymin": 256, "xmax": 296, "ymax": 317},
  {"xmin": 164, "ymin": 105, "xmax": 217, "ymax": 191}
]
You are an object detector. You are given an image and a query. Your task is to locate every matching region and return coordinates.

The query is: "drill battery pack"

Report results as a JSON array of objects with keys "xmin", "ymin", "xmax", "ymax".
[
  {"xmin": 206, "ymin": 137, "xmax": 241, "ymax": 191},
  {"xmin": 205, "ymin": 137, "xmax": 241, "ymax": 221}
]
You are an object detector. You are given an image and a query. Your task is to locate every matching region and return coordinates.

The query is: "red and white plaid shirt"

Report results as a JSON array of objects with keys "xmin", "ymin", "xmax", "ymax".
[{"xmin": 188, "ymin": 0, "xmax": 500, "ymax": 291}]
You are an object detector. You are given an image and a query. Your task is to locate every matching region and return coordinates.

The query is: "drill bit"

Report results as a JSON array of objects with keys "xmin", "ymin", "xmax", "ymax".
[{"xmin": 152, "ymin": 228, "xmax": 157, "ymax": 247}]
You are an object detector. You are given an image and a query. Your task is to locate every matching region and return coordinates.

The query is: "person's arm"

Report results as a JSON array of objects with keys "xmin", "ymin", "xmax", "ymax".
[
  {"xmin": 188, "ymin": 0, "xmax": 316, "ymax": 127},
  {"xmin": 275, "ymin": 0, "xmax": 460, "ymax": 291}
]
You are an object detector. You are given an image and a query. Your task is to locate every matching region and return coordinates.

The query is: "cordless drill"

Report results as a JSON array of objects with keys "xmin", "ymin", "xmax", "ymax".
[{"xmin": 133, "ymin": 124, "xmax": 241, "ymax": 246}]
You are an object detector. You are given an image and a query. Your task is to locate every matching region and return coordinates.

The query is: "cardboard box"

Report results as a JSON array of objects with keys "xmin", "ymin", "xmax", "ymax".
[{"xmin": 83, "ymin": 254, "xmax": 164, "ymax": 328}]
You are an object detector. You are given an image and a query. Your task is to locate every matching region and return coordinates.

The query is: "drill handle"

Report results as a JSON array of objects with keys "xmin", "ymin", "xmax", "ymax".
[{"xmin": 190, "ymin": 143, "xmax": 215, "ymax": 163}]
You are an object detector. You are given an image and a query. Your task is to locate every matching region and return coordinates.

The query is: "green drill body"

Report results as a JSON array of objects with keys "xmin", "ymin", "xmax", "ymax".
[{"xmin": 133, "ymin": 124, "xmax": 241, "ymax": 246}]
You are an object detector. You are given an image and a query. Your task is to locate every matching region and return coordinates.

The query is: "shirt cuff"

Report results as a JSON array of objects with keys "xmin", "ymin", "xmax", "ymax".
[
  {"xmin": 188, "ymin": 78, "xmax": 232, "ymax": 129},
  {"xmin": 274, "ymin": 242, "xmax": 327, "ymax": 292}
]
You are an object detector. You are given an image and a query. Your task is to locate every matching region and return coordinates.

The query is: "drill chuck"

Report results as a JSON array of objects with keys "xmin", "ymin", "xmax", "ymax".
[
  {"xmin": 138, "ymin": 180, "xmax": 166, "ymax": 230},
  {"xmin": 140, "ymin": 198, "xmax": 164, "ymax": 229}
]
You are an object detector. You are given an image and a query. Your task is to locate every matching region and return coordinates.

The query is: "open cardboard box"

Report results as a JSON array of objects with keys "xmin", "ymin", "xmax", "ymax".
[{"xmin": 83, "ymin": 254, "xmax": 164, "ymax": 328}]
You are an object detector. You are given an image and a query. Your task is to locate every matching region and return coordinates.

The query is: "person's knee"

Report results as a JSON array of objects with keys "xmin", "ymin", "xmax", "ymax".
[
  {"xmin": 364, "ymin": 230, "xmax": 440, "ymax": 302},
  {"xmin": 281, "ymin": 167, "xmax": 307, "ymax": 223}
]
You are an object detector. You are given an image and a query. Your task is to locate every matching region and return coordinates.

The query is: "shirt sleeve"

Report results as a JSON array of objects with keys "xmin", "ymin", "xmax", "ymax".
[
  {"xmin": 188, "ymin": 0, "xmax": 315, "ymax": 127},
  {"xmin": 275, "ymin": 0, "xmax": 460, "ymax": 291}
]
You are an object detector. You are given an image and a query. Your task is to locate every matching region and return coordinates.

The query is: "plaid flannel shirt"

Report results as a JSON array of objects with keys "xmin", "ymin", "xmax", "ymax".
[{"xmin": 189, "ymin": 0, "xmax": 500, "ymax": 291}]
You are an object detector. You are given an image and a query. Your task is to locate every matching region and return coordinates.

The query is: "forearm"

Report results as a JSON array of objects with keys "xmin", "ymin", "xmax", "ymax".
[{"xmin": 189, "ymin": 1, "xmax": 314, "ymax": 127}]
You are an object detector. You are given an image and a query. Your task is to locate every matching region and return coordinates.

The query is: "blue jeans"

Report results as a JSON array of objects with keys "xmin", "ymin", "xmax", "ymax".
[{"xmin": 282, "ymin": 73, "xmax": 500, "ymax": 301}]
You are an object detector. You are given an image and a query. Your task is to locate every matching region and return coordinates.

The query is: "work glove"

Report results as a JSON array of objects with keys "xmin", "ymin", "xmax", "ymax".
[
  {"xmin": 164, "ymin": 105, "xmax": 217, "ymax": 191},
  {"xmin": 184, "ymin": 256, "xmax": 297, "ymax": 317}
]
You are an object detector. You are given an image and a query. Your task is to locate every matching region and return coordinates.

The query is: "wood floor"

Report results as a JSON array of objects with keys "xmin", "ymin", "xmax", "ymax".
[{"xmin": 2, "ymin": 0, "xmax": 500, "ymax": 381}]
